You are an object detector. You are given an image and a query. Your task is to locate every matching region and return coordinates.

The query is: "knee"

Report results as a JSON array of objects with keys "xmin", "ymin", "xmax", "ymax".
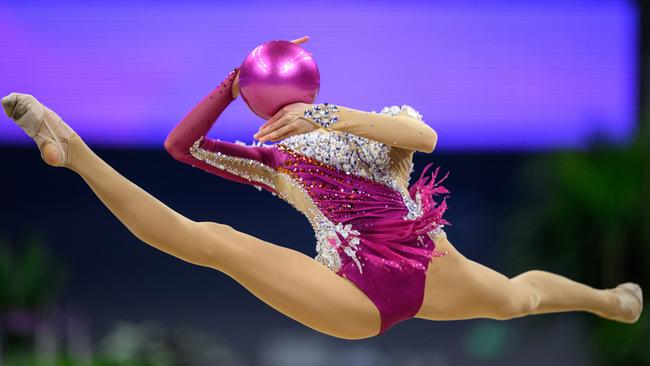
[
  {"xmin": 490, "ymin": 283, "xmax": 539, "ymax": 320},
  {"xmin": 197, "ymin": 221, "xmax": 235, "ymax": 235},
  {"xmin": 491, "ymin": 298, "xmax": 536, "ymax": 320},
  {"xmin": 186, "ymin": 221, "xmax": 238, "ymax": 268},
  {"xmin": 512, "ymin": 270, "xmax": 546, "ymax": 283}
]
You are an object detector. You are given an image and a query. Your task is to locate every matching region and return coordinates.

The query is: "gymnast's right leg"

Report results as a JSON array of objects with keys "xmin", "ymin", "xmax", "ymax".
[{"xmin": 1, "ymin": 93, "xmax": 381, "ymax": 340}]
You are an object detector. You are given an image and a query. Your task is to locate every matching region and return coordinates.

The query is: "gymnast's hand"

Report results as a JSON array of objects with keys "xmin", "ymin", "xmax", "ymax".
[
  {"xmin": 232, "ymin": 35, "xmax": 310, "ymax": 98},
  {"xmin": 254, "ymin": 102, "xmax": 318, "ymax": 142}
]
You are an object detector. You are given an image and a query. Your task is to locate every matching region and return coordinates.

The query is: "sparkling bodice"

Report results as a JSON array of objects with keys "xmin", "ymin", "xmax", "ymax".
[
  {"xmin": 279, "ymin": 104, "xmax": 426, "ymax": 220},
  {"xmin": 164, "ymin": 69, "xmax": 449, "ymax": 334},
  {"xmin": 280, "ymin": 130, "xmax": 393, "ymax": 184},
  {"xmin": 184, "ymin": 103, "xmax": 441, "ymax": 274},
  {"xmin": 168, "ymin": 69, "xmax": 451, "ymax": 334}
]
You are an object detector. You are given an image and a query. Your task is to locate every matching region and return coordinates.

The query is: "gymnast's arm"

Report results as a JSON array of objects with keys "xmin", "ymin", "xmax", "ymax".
[
  {"xmin": 325, "ymin": 105, "xmax": 438, "ymax": 153},
  {"xmin": 164, "ymin": 67, "xmax": 280, "ymax": 193},
  {"xmin": 258, "ymin": 102, "xmax": 438, "ymax": 153}
]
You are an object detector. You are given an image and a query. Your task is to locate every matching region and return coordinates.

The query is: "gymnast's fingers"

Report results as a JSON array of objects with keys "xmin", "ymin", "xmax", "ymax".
[
  {"xmin": 266, "ymin": 122, "xmax": 297, "ymax": 142},
  {"xmin": 259, "ymin": 107, "xmax": 287, "ymax": 131},
  {"xmin": 256, "ymin": 114, "xmax": 292, "ymax": 140},
  {"xmin": 290, "ymin": 36, "xmax": 310, "ymax": 45}
]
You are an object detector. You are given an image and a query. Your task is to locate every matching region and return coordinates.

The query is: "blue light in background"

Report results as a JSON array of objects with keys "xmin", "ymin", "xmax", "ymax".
[{"xmin": 0, "ymin": 1, "xmax": 638, "ymax": 150}]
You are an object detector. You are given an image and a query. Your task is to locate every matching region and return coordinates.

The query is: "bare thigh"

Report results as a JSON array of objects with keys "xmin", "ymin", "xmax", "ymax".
[
  {"xmin": 198, "ymin": 222, "xmax": 381, "ymax": 339},
  {"xmin": 415, "ymin": 233, "xmax": 525, "ymax": 321}
]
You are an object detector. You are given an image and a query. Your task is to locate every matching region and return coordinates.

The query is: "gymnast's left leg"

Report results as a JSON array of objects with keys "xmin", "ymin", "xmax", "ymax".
[
  {"xmin": 416, "ymin": 231, "xmax": 642, "ymax": 323},
  {"xmin": 2, "ymin": 93, "xmax": 381, "ymax": 340}
]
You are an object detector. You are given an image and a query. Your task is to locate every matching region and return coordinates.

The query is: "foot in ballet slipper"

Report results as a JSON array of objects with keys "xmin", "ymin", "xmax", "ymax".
[
  {"xmin": 601, "ymin": 282, "xmax": 643, "ymax": 324},
  {"xmin": 2, "ymin": 92, "xmax": 78, "ymax": 167}
]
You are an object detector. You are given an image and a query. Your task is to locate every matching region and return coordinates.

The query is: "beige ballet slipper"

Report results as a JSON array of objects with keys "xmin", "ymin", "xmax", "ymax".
[
  {"xmin": 603, "ymin": 282, "xmax": 643, "ymax": 324},
  {"xmin": 2, "ymin": 92, "xmax": 77, "ymax": 167}
]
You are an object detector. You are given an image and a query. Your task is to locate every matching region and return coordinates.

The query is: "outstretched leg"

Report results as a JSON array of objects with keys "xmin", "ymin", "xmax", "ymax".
[
  {"xmin": 417, "ymin": 233, "xmax": 643, "ymax": 323},
  {"xmin": 2, "ymin": 93, "xmax": 381, "ymax": 340}
]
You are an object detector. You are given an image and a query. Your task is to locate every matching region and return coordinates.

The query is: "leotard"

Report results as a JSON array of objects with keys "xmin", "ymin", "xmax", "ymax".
[{"xmin": 165, "ymin": 67, "xmax": 451, "ymax": 335}]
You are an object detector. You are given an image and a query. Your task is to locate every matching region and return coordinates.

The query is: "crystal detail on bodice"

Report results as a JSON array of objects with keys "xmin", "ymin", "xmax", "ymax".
[
  {"xmin": 186, "ymin": 103, "xmax": 433, "ymax": 273},
  {"xmin": 304, "ymin": 103, "xmax": 340, "ymax": 129},
  {"xmin": 376, "ymin": 104, "xmax": 424, "ymax": 121},
  {"xmin": 280, "ymin": 104, "xmax": 426, "ymax": 220},
  {"xmin": 316, "ymin": 221, "xmax": 363, "ymax": 274},
  {"xmin": 189, "ymin": 138, "xmax": 363, "ymax": 273},
  {"xmin": 281, "ymin": 130, "xmax": 391, "ymax": 182}
]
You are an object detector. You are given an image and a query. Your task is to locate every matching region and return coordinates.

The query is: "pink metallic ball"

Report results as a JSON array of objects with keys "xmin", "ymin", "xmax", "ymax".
[{"xmin": 239, "ymin": 40, "xmax": 320, "ymax": 120}]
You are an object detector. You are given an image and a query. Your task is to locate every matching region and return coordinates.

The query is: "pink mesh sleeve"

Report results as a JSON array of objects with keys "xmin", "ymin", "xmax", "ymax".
[{"xmin": 164, "ymin": 67, "xmax": 281, "ymax": 193}]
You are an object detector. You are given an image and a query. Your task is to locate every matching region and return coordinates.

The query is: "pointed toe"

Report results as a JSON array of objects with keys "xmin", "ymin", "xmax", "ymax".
[
  {"xmin": 612, "ymin": 283, "xmax": 643, "ymax": 323},
  {"xmin": 1, "ymin": 93, "xmax": 18, "ymax": 118}
]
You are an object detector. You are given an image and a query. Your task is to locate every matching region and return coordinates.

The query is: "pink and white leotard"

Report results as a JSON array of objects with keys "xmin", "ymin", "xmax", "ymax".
[{"xmin": 165, "ymin": 67, "xmax": 451, "ymax": 335}]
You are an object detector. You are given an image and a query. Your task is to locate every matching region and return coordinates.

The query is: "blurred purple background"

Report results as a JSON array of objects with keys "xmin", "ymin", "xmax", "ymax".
[
  {"xmin": 0, "ymin": 0, "xmax": 638, "ymax": 150},
  {"xmin": 1, "ymin": 1, "xmax": 648, "ymax": 365}
]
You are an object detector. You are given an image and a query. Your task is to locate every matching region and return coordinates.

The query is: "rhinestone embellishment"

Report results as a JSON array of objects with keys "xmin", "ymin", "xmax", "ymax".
[
  {"xmin": 186, "ymin": 103, "xmax": 432, "ymax": 273},
  {"xmin": 321, "ymin": 222, "xmax": 363, "ymax": 274},
  {"xmin": 303, "ymin": 103, "xmax": 340, "ymax": 129},
  {"xmin": 189, "ymin": 137, "xmax": 362, "ymax": 273},
  {"xmin": 189, "ymin": 137, "xmax": 277, "ymax": 192},
  {"xmin": 378, "ymin": 104, "xmax": 424, "ymax": 121},
  {"xmin": 280, "ymin": 129, "xmax": 424, "ymax": 220}
]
